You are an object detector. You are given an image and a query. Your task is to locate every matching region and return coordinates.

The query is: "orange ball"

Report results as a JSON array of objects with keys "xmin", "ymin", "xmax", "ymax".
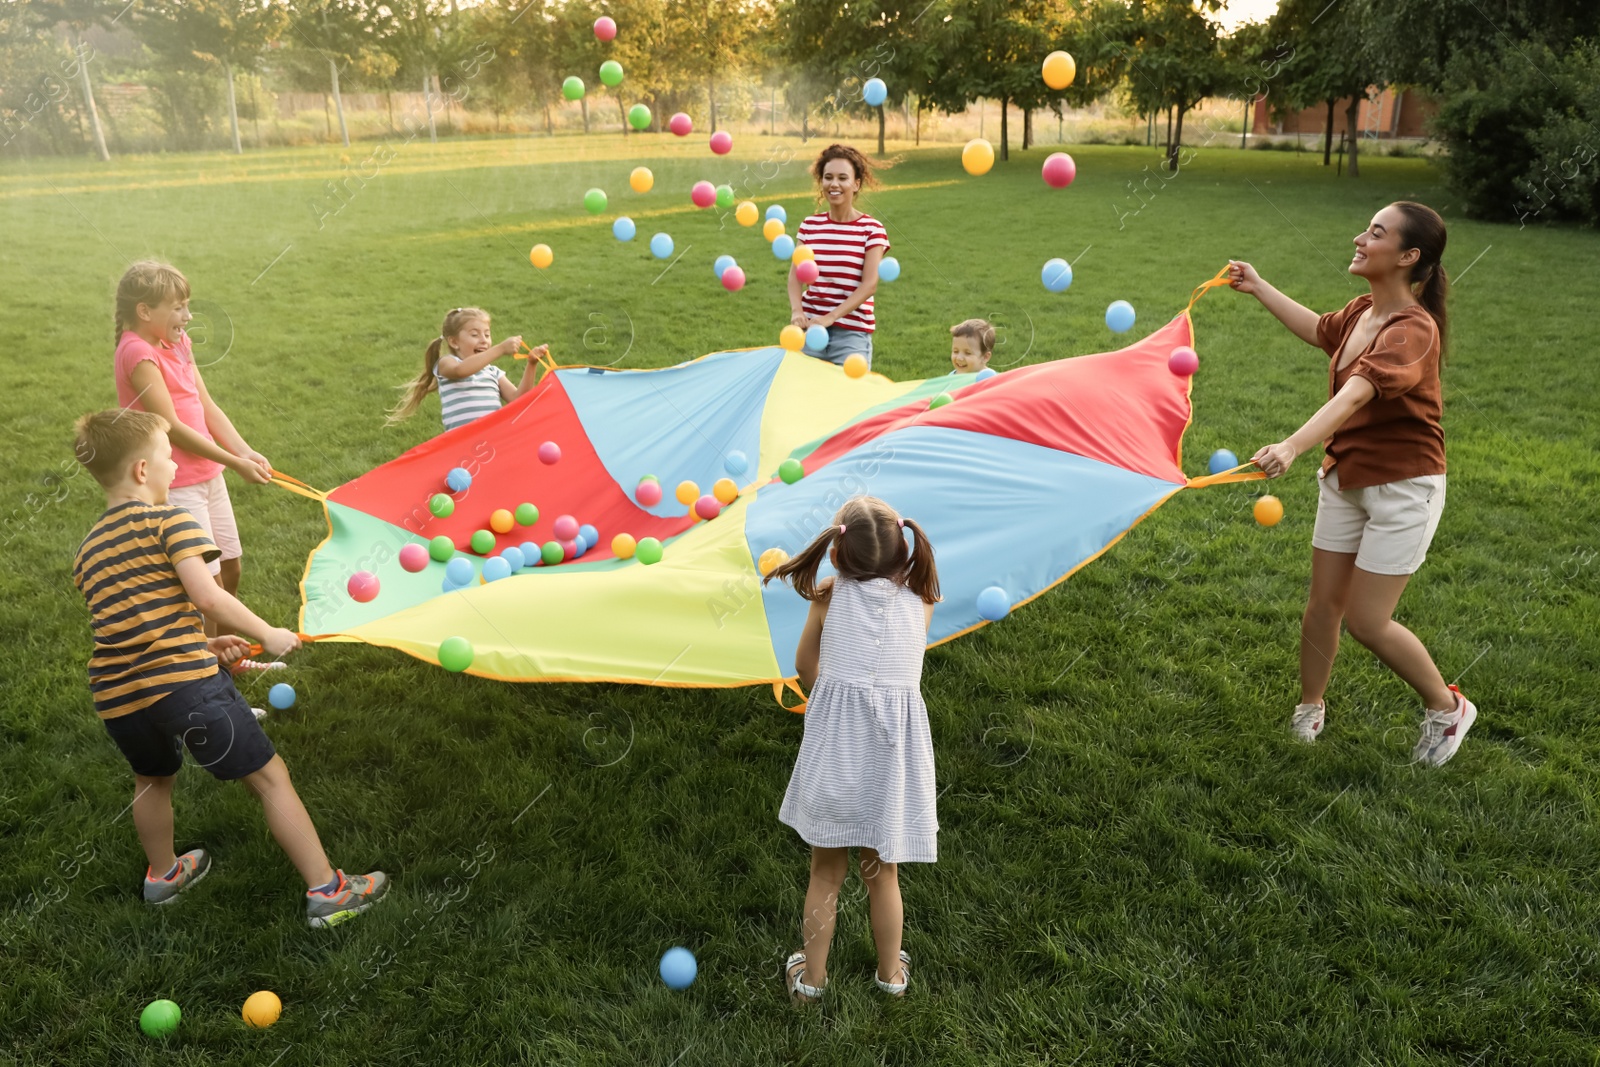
[
  {"xmin": 791, "ymin": 244, "xmax": 815, "ymax": 264},
  {"xmin": 529, "ymin": 243, "xmax": 553, "ymax": 269},
  {"xmin": 242, "ymin": 990, "xmax": 281, "ymax": 1028},
  {"xmin": 713, "ymin": 477, "xmax": 739, "ymax": 504},
  {"xmin": 842, "ymin": 354, "xmax": 868, "ymax": 379},
  {"xmin": 758, "ymin": 547, "xmax": 789, "ymax": 576},
  {"xmin": 762, "ymin": 218, "xmax": 785, "ymax": 242},
  {"xmin": 1254, "ymin": 495, "xmax": 1284, "ymax": 527},
  {"xmin": 611, "ymin": 533, "xmax": 637, "ymax": 559},
  {"xmin": 489, "ymin": 509, "xmax": 514, "ymax": 534},
  {"xmin": 675, "ymin": 480, "xmax": 700, "ymax": 506},
  {"xmin": 779, "ymin": 324, "xmax": 805, "ymax": 351}
]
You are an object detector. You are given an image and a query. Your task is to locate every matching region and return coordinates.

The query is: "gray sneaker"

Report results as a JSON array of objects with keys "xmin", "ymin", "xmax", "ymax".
[
  {"xmin": 1291, "ymin": 701, "xmax": 1326, "ymax": 742},
  {"xmin": 306, "ymin": 870, "xmax": 390, "ymax": 929},
  {"xmin": 143, "ymin": 848, "xmax": 212, "ymax": 904}
]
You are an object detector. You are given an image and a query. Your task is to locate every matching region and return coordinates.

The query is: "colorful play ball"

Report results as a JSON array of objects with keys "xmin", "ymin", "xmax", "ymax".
[
  {"xmin": 772, "ymin": 234, "xmax": 796, "ymax": 260},
  {"xmin": 758, "ymin": 547, "xmax": 789, "ymax": 576},
  {"xmin": 977, "ymin": 585, "xmax": 1011, "ymax": 621},
  {"xmin": 929, "ymin": 392, "xmax": 953, "ymax": 409},
  {"xmin": 139, "ymin": 999, "xmax": 181, "ymax": 1038},
  {"xmin": 529, "ymin": 243, "xmax": 553, "ymax": 269},
  {"xmin": 438, "ymin": 635, "xmax": 474, "ymax": 672},
  {"xmin": 1106, "ymin": 300, "xmax": 1136, "ymax": 333},
  {"xmin": 766, "ymin": 204, "xmax": 787, "ymax": 223},
  {"xmin": 1208, "ymin": 449, "xmax": 1238, "ymax": 475},
  {"xmin": 668, "ymin": 111, "xmax": 693, "ymax": 136},
  {"xmin": 1041, "ymin": 257, "xmax": 1072, "ymax": 292},
  {"xmin": 779, "ymin": 324, "xmax": 805, "ymax": 351},
  {"xmin": 446, "ymin": 467, "xmax": 472, "ymax": 492},
  {"xmin": 519, "ymin": 540, "xmax": 539, "ymax": 564},
  {"xmin": 593, "ymin": 15, "xmax": 616, "ymax": 40},
  {"xmin": 242, "ymin": 990, "xmax": 281, "ymax": 1029},
  {"xmin": 482, "ymin": 556, "xmax": 512, "ymax": 582},
  {"xmin": 790, "ymin": 243, "xmax": 814, "ymax": 264},
  {"xmin": 579, "ymin": 523, "xmax": 599, "ymax": 546},
  {"xmin": 540, "ymin": 541, "xmax": 564, "ymax": 565},
  {"xmin": 735, "ymin": 201, "xmax": 758, "ymax": 226},
  {"xmin": 715, "ymin": 183, "xmax": 735, "ymax": 210},
  {"xmin": 650, "ymin": 232, "xmax": 674, "ymax": 259},
  {"xmin": 514, "ymin": 502, "xmax": 539, "ymax": 526},
  {"xmin": 724, "ymin": 450, "xmax": 749, "ymax": 476},
  {"xmin": 694, "ymin": 494, "xmax": 722, "ymax": 520},
  {"xmin": 573, "ymin": 534, "xmax": 589, "ymax": 557},
  {"xmin": 962, "ymin": 138, "xmax": 995, "ymax": 176},
  {"xmin": 399, "ymin": 543, "xmax": 429, "ymax": 573},
  {"xmin": 804, "ymin": 324, "xmax": 829, "ymax": 352},
  {"xmin": 538, "ymin": 440, "xmax": 561, "ymax": 464},
  {"xmin": 795, "ymin": 259, "xmax": 820, "ymax": 285},
  {"xmin": 660, "ymin": 946, "xmax": 698, "ymax": 990},
  {"xmin": 843, "ymin": 353, "xmax": 868, "ymax": 379},
  {"xmin": 613, "ymin": 216, "xmax": 636, "ymax": 241},
  {"xmin": 583, "ymin": 188, "xmax": 607, "ymax": 214},
  {"xmin": 561, "ymin": 76, "xmax": 584, "ymax": 101},
  {"xmin": 1042, "ymin": 50, "xmax": 1077, "ymax": 90},
  {"xmin": 721, "ymin": 265, "xmax": 746, "ymax": 292},
  {"xmin": 629, "ymin": 166, "xmax": 653, "ymax": 193},
  {"xmin": 1042, "ymin": 151, "xmax": 1077, "ymax": 188},
  {"xmin": 500, "ymin": 545, "xmax": 525, "ymax": 571},
  {"xmin": 636, "ymin": 536, "xmax": 664, "ymax": 565},
  {"xmin": 557, "ymin": 538, "xmax": 575, "ymax": 560},
  {"xmin": 713, "ymin": 478, "xmax": 739, "ymax": 504},
  {"xmin": 598, "ymin": 60, "xmax": 623, "ymax": 88},
  {"xmin": 430, "ymin": 492, "xmax": 455, "ymax": 517},
  {"xmin": 470, "ymin": 529, "xmax": 495, "ymax": 554},
  {"xmin": 862, "ymin": 77, "xmax": 888, "ymax": 107},
  {"xmin": 268, "ymin": 682, "xmax": 295, "ymax": 710},
  {"xmin": 778, "ymin": 457, "xmax": 805, "ymax": 484},
  {"xmin": 878, "ymin": 256, "xmax": 901, "ymax": 282},
  {"xmin": 691, "ymin": 181, "xmax": 716, "ymax": 208},
  {"xmin": 446, "ymin": 557, "xmax": 474, "ymax": 586},
  {"xmin": 709, "ymin": 130, "xmax": 733, "ymax": 155},
  {"xmin": 976, "ymin": 367, "xmax": 998, "ymax": 382},
  {"xmin": 490, "ymin": 508, "xmax": 515, "ymax": 534},
  {"xmin": 627, "ymin": 103, "xmax": 651, "ymax": 130},
  {"xmin": 1255, "ymin": 495, "xmax": 1285, "ymax": 527},
  {"xmin": 762, "ymin": 217, "xmax": 785, "ymax": 242},
  {"xmin": 347, "ymin": 570, "xmax": 379, "ymax": 602},
  {"xmin": 612, "ymin": 533, "xmax": 637, "ymax": 559},
  {"xmin": 1168, "ymin": 345, "xmax": 1199, "ymax": 376},
  {"xmin": 429, "ymin": 534, "xmax": 455, "ymax": 562},
  {"xmin": 636, "ymin": 479, "xmax": 663, "ymax": 506},
  {"xmin": 552, "ymin": 514, "xmax": 579, "ymax": 541},
  {"xmin": 714, "ymin": 253, "xmax": 736, "ymax": 279},
  {"xmin": 675, "ymin": 480, "xmax": 700, "ymax": 506}
]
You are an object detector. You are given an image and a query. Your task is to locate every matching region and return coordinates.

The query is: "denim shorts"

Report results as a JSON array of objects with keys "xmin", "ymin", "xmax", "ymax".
[
  {"xmin": 102, "ymin": 666, "xmax": 276, "ymax": 780},
  {"xmin": 813, "ymin": 327, "xmax": 874, "ymax": 368}
]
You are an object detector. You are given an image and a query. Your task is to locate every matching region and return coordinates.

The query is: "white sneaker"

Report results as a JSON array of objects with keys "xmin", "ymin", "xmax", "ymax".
[
  {"xmin": 1415, "ymin": 685, "xmax": 1476, "ymax": 767},
  {"xmin": 1291, "ymin": 701, "xmax": 1326, "ymax": 742},
  {"xmin": 251, "ymin": 706, "xmax": 268, "ymax": 721}
]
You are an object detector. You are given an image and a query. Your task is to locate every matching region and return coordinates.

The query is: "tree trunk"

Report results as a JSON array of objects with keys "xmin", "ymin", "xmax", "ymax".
[
  {"xmin": 708, "ymin": 77, "xmax": 717, "ymax": 131},
  {"xmin": 1241, "ymin": 97, "xmax": 1249, "ymax": 149},
  {"xmin": 329, "ymin": 57, "xmax": 349, "ymax": 147},
  {"xmin": 75, "ymin": 32, "xmax": 109, "ymax": 161},
  {"xmin": 249, "ymin": 75, "xmax": 261, "ymax": 146},
  {"xmin": 1022, "ymin": 107, "xmax": 1032, "ymax": 150},
  {"xmin": 1322, "ymin": 98, "xmax": 1335, "ymax": 165},
  {"xmin": 324, "ymin": 94, "xmax": 332, "ymax": 140},
  {"xmin": 580, "ymin": 96, "xmax": 589, "ymax": 133},
  {"xmin": 915, "ymin": 98, "xmax": 922, "ymax": 145},
  {"xmin": 1345, "ymin": 95, "xmax": 1361, "ymax": 178},
  {"xmin": 423, "ymin": 67, "xmax": 437, "ymax": 143},
  {"xmin": 617, "ymin": 95, "xmax": 627, "ymax": 135},
  {"xmin": 770, "ymin": 87, "xmax": 776, "ymax": 137},
  {"xmin": 1146, "ymin": 109, "xmax": 1153, "ymax": 146},
  {"xmin": 1167, "ymin": 106, "xmax": 1185, "ymax": 170},
  {"xmin": 224, "ymin": 58, "xmax": 242, "ymax": 154},
  {"xmin": 1164, "ymin": 106, "xmax": 1172, "ymax": 149},
  {"xmin": 386, "ymin": 90, "xmax": 395, "ymax": 135},
  {"xmin": 876, "ymin": 103, "xmax": 885, "ymax": 156},
  {"xmin": 801, "ymin": 102, "xmax": 809, "ymax": 142},
  {"xmin": 999, "ymin": 96, "xmax": 1008, "ymax": 161},
  {"xmin": 543, "ymin": 100, "xmax": 552, "ymax": 135}
]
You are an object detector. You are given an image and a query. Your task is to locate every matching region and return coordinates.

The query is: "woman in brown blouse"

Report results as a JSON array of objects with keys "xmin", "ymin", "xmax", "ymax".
[{"xmin": 1227, "ymin": 201, "xmax": 1476, "ymax": 767}]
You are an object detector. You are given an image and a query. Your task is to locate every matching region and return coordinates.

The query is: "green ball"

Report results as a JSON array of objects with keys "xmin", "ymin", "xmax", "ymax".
[
  {"xmin": 562, "ymin": 76, "xmax": 584, "ymax": 101},
  {"xmin": 639, "ymin": 473, "xmax": 658, "ymax": 483},
  {"xmin": 929, "ymin": 392, "xmax": 953, "ymax": 409},
  {"xmin": 715, "ymin": 184, "xmax": 734, "ymax": 210},
  {"xmin": 583, "ymin": 187, "xmax": 608, "ymax": 214},
  {"xmin": 635, "ymin": 536, "xmax": 663, "ymax": 565},
  {"xmin": 429, "ymin": 535, "xmax": 455, "ymax": 562},
  {"xmin": 541, "ymin": 541, "xmax": 564, "ymax": 565},
  {"xmin": 515, "ymin": 502, "xmax": 539, "ymax": 526},
  {"xmin": 470, "ymin": 529, "xmax": 495, "ymax": 554},
  {"xmin": 139, "ymin": 999, "xmax": 180, "ymax": 1038},
  {"xmin": 599, "ymin": 60, "xmax": 623, "ymax": 87},
  {"xmin": 778, "ymin": 457, "xmax": 805, "ymax": 484},
  {"xmin": 627, "ymin": 103, "xmax": 651, "ymax": 131},
  {"xmin": 429, "ymin": 493, "xmax": 454, "ymax": 518},
  {"xmin": 438, "ymin": 635, "xmax": 474, "ymax": 673}
]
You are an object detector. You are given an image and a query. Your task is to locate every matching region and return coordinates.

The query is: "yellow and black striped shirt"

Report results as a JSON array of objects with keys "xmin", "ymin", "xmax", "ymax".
[{"xmin": 72, "ymin": 501, "xmax": 220, "ymax": 719}]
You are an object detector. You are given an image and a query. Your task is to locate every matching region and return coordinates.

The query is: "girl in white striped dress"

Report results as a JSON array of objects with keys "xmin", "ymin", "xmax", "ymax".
[
  {"xmin": 387, "ymin": 307, "xmax": 546, "ymax": 430},
  {"xmin": 764, "ymin": 495, "xmax": 941, "ymax": 1003}
]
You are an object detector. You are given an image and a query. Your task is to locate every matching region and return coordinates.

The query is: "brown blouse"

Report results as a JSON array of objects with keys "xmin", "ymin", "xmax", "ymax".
[{"xmin": 1314, "ymin": 294, "xmax": 1446, "ymax": 491}]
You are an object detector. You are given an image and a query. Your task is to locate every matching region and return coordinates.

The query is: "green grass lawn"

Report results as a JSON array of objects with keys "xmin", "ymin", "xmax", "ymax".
[{"xmin": 3, "ymin": 131, "xmax": 1599, "ymax": 1065}]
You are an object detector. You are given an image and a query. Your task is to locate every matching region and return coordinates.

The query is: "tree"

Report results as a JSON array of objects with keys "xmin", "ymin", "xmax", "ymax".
[
  {"xmin": 1114, "ymin": 0, "xmax": 1230, "ymax": 171},
  {"xmin": 934, "ymin": 0, "xmax": 1060, "ymax": 161},
  {"xmin": 33, "ymin": 0, "xmax": 118, "ymax": 160},
  {"xmin": 281, "ymin": 0, "xmax": 397, "ymax": 147},
  {"xmin": 137, "ymin": 0, "xmax": 288, "ymax": 154},
  {"xmin": 1267, "ymin": 0, "xmax": 1382, "ymax": 175}
]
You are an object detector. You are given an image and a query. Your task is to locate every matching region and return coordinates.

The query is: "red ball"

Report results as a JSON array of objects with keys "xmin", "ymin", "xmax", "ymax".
[
  {"xmin": 347, "ymin": 570, "xmax": 380, "ymax": 603},
  {"xmin": 560, "ymin": 539, "xmax": 578, "ymax": 560},
  {"xmin": 538, "ymin": 441, "xmax": 561, "ymax": 464},
  {"xmin": 552, "ymin": 514, "xmax": 579, "ymax": 541},
  {"xmin": 709, "ymin": 130, "xmax": 733, "ymax": 155},
  {"xmin": 690, "ymin": 181, "xmax": 716, "ymax": 208},
  {"xmin": 720, "ymin": 265, "xmax": 746, "ymax": 291},
  {"xmin": 694, "ymin": 494, "xmax": 722, "ymax": 520},
  {"xmin": 669, "ymin": 112, "xmax": 693, "ymax": 137},
  {"xmin": 1168, "ymin": 346, "xmax": 1199, "ymax": 376},
  {"xmin": 593, "ymin": 15, "xmax": 616, "ymax": 41},
  {"xmin": 795, "ymin": 259, "xmax": 819, "ymax": 285},
  {"xmin": 636, "ymin": 480, "xmax": 663, "ymax": 506},
  {"xmin": 1041, "ymin": 152, "xmax": 1077, "ymax": 189},
  {"xmin": 398, "ymin": 543, "xmax": 429, "ymax": 573}
]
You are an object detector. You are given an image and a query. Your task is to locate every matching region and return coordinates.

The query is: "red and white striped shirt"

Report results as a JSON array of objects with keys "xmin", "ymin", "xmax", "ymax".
[{"xmin": 796, "ymin": 212, "xmax": 891, "ymax": 333}]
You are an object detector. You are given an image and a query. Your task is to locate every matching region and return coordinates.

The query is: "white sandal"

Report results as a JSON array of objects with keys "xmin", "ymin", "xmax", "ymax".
[
  {"xmin": 876, "ymin": 950, "xmax": 911, "ymax": 995},
  {"xmin": 786, "ymin": 952, "xmax": 826, "ymax": 1003}
]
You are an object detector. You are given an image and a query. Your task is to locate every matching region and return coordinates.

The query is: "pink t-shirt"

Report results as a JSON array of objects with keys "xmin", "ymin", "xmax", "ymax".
[{"xmin": 114, "ymin": 330, "xmax": 224, "ymax": 488}]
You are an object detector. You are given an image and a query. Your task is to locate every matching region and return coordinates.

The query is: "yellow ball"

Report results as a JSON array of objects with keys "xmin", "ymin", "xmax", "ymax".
[
  {"xmin": 735, "ymin": 200, "xmax": 758, "ymax": 226},
  {"xmin": 675, "ymin": 480, "xmax": 699, "ymax": 506},
  {"xmin": 762, "ymin": 217, "xmax": 785, "ymax": 242},
  {"xmin": 1254, "ymin": 495, "xmax": 1284, "ymax": 527},
  {"xmin": 629, "ymin": 166, "xmax": 654, "ymax": 194},
  {"xmin": 242, "ymin": 990, "xmax": 281, "ymax": 1029},
  {"xmin": 779, "ymin": 324, "xmax": 805, "ymax": 351},
  {"xmin": 842, "ymin": 353, "xmax": 868, "ymax": 379},
  {"xmin": 791, "ymin": 244, "xmax": 815, "ymax": 265},
  {"xmin": 962, "ymin": 139, "xmax": 995, "ymax": 176},
  {"xmin": 758, "ymin": 547, "xmax": 789, "ymax": 576},
  {"xmin": 713, "ymin": 477, "xmax": 739, "ymax": 504},
  {"xmin": 1042, "ymin": 50, "xmax": 1076, "ymax": 91},
  {"xmin": 489, "ymin": 509, "xmax": 514, "ymax": 534},
  {"xmin": 529, "ymin": 243, "xmax": 553, "ymax": 269},
  {"xmin": 611, "ymin": 533, "xmax": 637, "ymax": 559}
]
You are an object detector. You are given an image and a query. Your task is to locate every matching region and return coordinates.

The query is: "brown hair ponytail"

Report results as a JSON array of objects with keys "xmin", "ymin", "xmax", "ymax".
[
  {"xmin": 386, "ymin": 307, "xmax": 489, "ymax": 424},
  {"xmin": 764, "ymin": 495, "xmax": 941, "ymax": 604},
  {"xmin": 1390, "ymin": 201, "xmax": 1449, "ymax": 362}
]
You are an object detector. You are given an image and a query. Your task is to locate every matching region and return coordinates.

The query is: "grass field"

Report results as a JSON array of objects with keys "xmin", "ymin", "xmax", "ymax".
[{"xmin": 3, "ymin": 131, "xmax": 1599, "ymax": 1065}]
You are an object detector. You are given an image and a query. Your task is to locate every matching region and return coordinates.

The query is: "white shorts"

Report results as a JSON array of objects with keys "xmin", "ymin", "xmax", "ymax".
[
  {"xmin": 1311, "ymin": 466, "xmax": 1445, "ymax": 575},
  {"xmin": 167, "ymin": 474, "xmax": 242, "ymax": 575}
]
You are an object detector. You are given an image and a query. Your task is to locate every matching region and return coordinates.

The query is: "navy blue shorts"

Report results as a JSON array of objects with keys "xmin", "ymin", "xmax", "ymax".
[{"xmin": 102, "ymin": 667, "xmax": 276, "ymax": 781}]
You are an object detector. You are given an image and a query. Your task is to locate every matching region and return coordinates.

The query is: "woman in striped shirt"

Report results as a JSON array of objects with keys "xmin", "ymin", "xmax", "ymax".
[
  {"xmin": 387, "ymin": 307, "xmax": 546, "ymax": 431},
  {"xmin": 788, "ymin": 144, "xmax": 891, "ymax": 368}
]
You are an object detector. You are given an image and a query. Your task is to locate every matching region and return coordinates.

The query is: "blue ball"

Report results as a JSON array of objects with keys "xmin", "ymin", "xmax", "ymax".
[
  {"xmin": 1106, "ymin": 300, "xmax": 1136, "ymax": 333},
  {"xmin": 765, "ymin": 204, "xmax": 786, "ymax": 223},
  {"xmin": 1208, "ymin": 448, "xmax": 1239, "ymax": 475},
  {"xmin": 519, "ymin": 541, "xmax": 540, "ymax": 567},
  {"xmin": 976, "ymin": 585, "xmax": 1011, "ymax": 622},
  {"xmin": 574, "ymin": 534, "xmax": 589, "ymax": 557},
  {"xmin": 446, "ymin": 467, "xmax": 471, "ymax": 492},
  {"xmin": 500, "ymin": 545, "xmax": 526, "ymax": 571},
  {"xmin": 975, "ymin": 367, "xmax": 997, "ymax": 382},
  {"xmin": 650, "ymin": 232, "xmax": 674, "ymax": 259},
  {"xmin": 482, "ymin": 556, "xmax": 512, "ymax": 582},
  {"xmin": 772, "ymin": 234, "xmax": 795, "ymax": 260},
  {"xmin": 724, "ymin": 450, "xmax": 748, "ymax": 476},
  {"xmin": 268, "ymin": 682, "xmax": 295, "ymax": 710},
  {"xmin": 863, "ymin": 77, "xmax": 888, "ymax": 107},
  {"xmin": 804, "ymin": 324, "xmax": 829, "ymax": 352},
  {"xmin": 1041, "ymin": 257, "xmax": 1072, "ymax": 292},
  {"xmin": 878, "ymin": 256, "xmax": 901, "ymax": 282},
  {"xmin": 579, "ymin": 524, "xmax": 599, "ymax": 547},
  {"xmin": 442, "ymin": 575, "xmax": 465, "ymax": 593},
  {"xmin": 713, "ymin": 254, "xmax": 736, "ymax": 279},
  {"xmin": 445, "ymin": 557, "xmax": 474, "ymax": 586},
  {"xmin": 612, "ymin": 216, "xmax": 636, "ymax": 242},
  {"xmin": 659, "ymin": 946, "xmax": 698, "ymax": 989}
]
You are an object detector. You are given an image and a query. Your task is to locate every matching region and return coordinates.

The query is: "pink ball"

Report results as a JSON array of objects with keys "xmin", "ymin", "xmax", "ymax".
[
  {"xmin": 720, "ymin": 265, "xmax": 746, "ymax": 292},
  {"xmin": 636, "ymin": 480, "xmax": 663, "ymax": 506},
  {"xmin": 694, "ymin": 494, "xmax": 722, "ymax": 520},
  {"xmin": 347, "ymin": 570, "xmax": 380, "ymax": 603},
  {"xmin": 398, "ymin": 543, "xmax": 429, "ymax": 573},
  {"xmin": 1041, "ymin": 152, "xmax": 1077, "ymax": 189},
  {"xmin": 593, "ymin": 15, "xmax": 616, "ymax": 41},
  {"xmin": 795, "ymin": 259, "xmax": 820, "ymax": 285},
  {"xmin": 560, "ymin": 539, "xmax": 577, "ymax": 561},
  {"xmin": 709, "ymin": 130, "xmax": 733, "ymax": 155},
  {"xmin": 553, "ymin": 514, "xmax": 579, "ymax": 541},
  {"xmin": 690, "ymin": 180, "xmax": 716, "ymax": 208},
  {"xmin": 1168, "ymin": 346, "xmax": 1199, "ymax": 376},
  {"xmin": 538, "ymin": 441, "xmax": 561, "ymax": 464},
  {"xmin": 669, "ymin": 112, "xmax": 693, "ymax": 137}
]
